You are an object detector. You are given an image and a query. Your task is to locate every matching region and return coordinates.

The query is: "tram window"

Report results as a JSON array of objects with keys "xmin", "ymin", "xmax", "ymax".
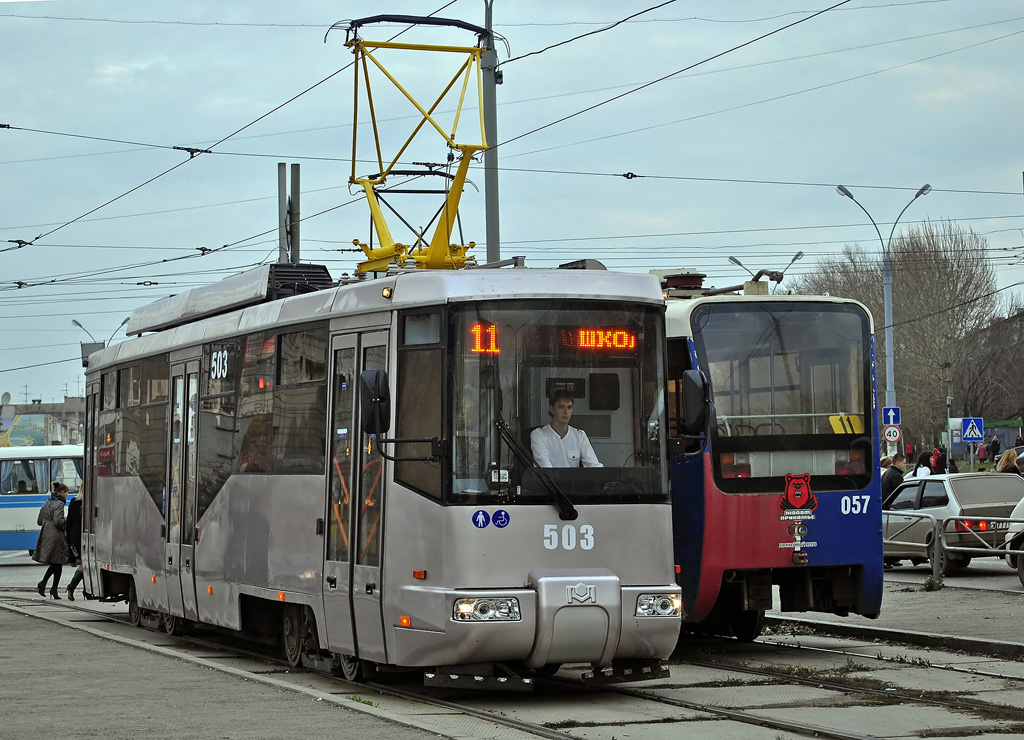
[
  {"xmin": 141, "ymin": 356, "xmax": 169, "ymax": 404},
  {"xmin": 279, "ymin": 329, "xmax": 327, "ymax": 385},
  {"xmin": 198, "ymin": 393, "xmax": 235, "ymax": 520},
  {"xmin": 137, "ymin": 402, "xmax": 167, "ymax": 510},
  {"xmin": 102, "ymin": 372, "xmax": 117, "ymax": 410},
  {"xmin": 119, "ymin": 365, "xmax": 141, "ymax": 408},
  {"xmin": 236, "ymin": 330, "xmax": 276, "ymax": 473},
  {"xmin": 272, "ymin": 385, "xmax": 327, "ymax": 474},
  {"xmin": 403, "ymin": 313, "xmax": 441, "ymax": 346},
  {"xmin": 395, "ymin": 347, "xmax": 442, "ymax": 499}
]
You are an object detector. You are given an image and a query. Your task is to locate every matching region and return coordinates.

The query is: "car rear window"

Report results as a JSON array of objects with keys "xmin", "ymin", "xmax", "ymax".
[{"xmin": 949, "ymin": 474, "xmax": 1024, "ymax": 505}]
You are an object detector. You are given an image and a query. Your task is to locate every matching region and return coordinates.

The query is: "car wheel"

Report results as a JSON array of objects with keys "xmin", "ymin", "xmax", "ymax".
[
  {"xmin": 927, "ymin": 540, "xmax": 955, "ymax": 577},
  {"xmin": 1018, "ymin": 552, "xmax": 1024, "ymax": 589},
  {"xmin": 955, "ymin": 556, "xmax": 972, "ymax": 570}
]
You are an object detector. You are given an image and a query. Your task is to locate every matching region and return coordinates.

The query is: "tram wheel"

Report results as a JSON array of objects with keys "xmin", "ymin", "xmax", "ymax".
[
  {"xmin": 127, "ymin": 580, "xmax": 142, "ymax": 627},
  {"xmin": 339, "ymin": 653, "xmax": 367, "ymax": 682},
  {"xmin": 731, "ymin": 609, "xmax": 764, "ymax": 642},
  {"xmin": 162, "ymin": 613, "xmax": 180, "ymax": 636},
  {"xmin": 281, "ymin": 604, "xmax": 303, "ymax": 668}
]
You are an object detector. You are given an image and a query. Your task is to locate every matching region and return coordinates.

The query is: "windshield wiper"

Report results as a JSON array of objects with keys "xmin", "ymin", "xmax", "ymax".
[{"xmin": 494, "ymin": 417, "xmax": 578, "ymax": 521}]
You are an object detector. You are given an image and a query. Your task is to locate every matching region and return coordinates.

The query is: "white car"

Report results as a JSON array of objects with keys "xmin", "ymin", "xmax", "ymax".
[{"xmin": 1003, "ymin": 496, "xmax": 1024, "ymax": 587}]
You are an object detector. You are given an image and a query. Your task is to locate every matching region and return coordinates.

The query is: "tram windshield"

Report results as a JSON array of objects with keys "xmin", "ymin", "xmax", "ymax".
[
  {"xmin": 450, "ymin": 300, "xmax": 668, "ymax": 506},
  {"xmin": 689, "ymin": 301, "xmax": 873, "ymax": 493}
]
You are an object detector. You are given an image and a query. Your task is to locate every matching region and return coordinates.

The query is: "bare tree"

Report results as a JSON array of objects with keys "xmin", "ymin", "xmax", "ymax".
[{"xmin": 791, "ymin": 220, "xmax": 1002, "ymax": 449}]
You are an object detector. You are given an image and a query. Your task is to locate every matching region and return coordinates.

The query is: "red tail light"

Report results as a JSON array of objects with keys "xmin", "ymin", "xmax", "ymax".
[{"xmin": 955, "ymin": 520, "xmax": 988, "ymax": 532}]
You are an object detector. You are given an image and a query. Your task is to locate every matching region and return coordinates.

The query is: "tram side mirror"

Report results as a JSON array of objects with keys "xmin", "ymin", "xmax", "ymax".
[
  {"xmin": 359, "ymin": 369, "xmax": 392, "ymax": 435},
  {"xmin": 682, "ymin": 369, "xmax": 709, "ymax": 433}
]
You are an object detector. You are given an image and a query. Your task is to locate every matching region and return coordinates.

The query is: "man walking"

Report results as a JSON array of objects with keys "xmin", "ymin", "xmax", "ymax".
[{"xmin": 881, "ymin": 452, "xmax": 906, "ymax": 505}]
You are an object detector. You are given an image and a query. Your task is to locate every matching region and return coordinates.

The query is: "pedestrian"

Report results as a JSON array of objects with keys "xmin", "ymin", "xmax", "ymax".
[
  {"xmin": 880, "ymin": 456, "xmax": 892, "ymax": 470},
  {"xmin": 935, "ymin": 448, "xmax": 949, "ymax": 474},
  {"xmin": 990, "ymin": 435, "xmax": 1001, "ymax": 463},
  {"xmin": 908, "ymin": 451, "xmax": 932, "ymax": 478},
  {"xmin": 65, "ymin": 491, "xmax": 84, "ymax": 600},
  {"xmin": 977, "ymin": 441, "xmax": 987, "ymax": 463},
  {"xmin": 881, "ymin": 453, "xmax": 906, "ymax": 504},
  {"xmin": 930, "ymin": 447, "xmax": 941, "ymax": 471},
  {"xmin": 996, "ymin": 448, "xmax": 1022, "ymax": 476},
  {"xmin": 32, "ymin": 482, "xmax": 69, "ymax": 599}
]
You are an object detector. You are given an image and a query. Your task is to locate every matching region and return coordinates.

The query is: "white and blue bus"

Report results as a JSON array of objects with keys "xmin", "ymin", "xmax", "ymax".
[{"xmin": 0, "ymin": 445, "xmax": 84, "ymax": 554}]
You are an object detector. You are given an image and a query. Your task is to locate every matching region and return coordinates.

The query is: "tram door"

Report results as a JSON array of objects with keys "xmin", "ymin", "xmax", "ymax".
[
  {"xmin": 166, "ymin": 362, "xmax": 200, "ymax": 621},
  {"xmin": 323, "ymin": 331, "xmax": 388, "ymax": 663}
]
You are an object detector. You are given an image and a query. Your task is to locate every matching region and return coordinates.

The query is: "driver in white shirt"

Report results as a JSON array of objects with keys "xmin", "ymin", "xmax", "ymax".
[{"xmin": 530, "ymin": 390, "xmax": 603, "ymax": 468}]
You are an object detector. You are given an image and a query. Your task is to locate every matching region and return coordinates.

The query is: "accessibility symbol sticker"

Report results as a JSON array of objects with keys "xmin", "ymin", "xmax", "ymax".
[
  {"xmin": 472, "ymin": 510, "xmax": 490, "ymax": 528},
  {"xmin": 492, "ymin": 509, "xmax": 510, "ymax": 528}
]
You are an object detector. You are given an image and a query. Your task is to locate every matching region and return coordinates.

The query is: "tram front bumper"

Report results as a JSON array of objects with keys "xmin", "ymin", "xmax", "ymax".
[{"xmin": 391, "ymin": 574, "xmax": 681, "ymax": 668}]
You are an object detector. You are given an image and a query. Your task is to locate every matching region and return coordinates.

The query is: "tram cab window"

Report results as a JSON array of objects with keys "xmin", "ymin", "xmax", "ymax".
[
  {"xmin": 396, "ymin": 312, "xmax": 443, "ymax": 500},
  {"xmin": 449, "ymin": 301, "xmax": 668, "ymax": 506}
]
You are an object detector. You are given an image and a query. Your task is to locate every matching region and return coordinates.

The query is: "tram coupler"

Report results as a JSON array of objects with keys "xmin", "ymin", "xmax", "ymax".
[{"xmin": 582, "ymin": 659, "xmax": 669, "ymax": 684}]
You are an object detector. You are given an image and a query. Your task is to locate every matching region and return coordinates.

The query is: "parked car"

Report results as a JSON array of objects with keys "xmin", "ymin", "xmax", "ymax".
[
  {"xmin": 1003, "ymin": 496, "xmax": 1024, "ymax": 587},
  {"xmin": 993, "ymin": 445, "xmax": 1024, "ymax": 467},
  {"xmin": 883, "ymin": 473, "xmax": 1024, "ymax": 576}
]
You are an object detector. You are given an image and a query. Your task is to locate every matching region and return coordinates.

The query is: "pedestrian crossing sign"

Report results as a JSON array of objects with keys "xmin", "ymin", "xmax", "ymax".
[{"xmin": 961, "ymin": 417, "xmax": 984, "ymax": 442}]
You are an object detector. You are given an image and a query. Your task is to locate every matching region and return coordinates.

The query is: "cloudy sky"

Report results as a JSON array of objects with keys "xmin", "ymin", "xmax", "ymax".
[{"xmin": 2, "ymin": 0, "xmax": 1022, "ymax": 403}]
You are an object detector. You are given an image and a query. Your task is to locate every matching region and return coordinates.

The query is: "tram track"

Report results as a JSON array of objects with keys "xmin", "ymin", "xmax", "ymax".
[{"xmin": 6, "ymin": 589, "xmax": 1024, "ymax": 739}]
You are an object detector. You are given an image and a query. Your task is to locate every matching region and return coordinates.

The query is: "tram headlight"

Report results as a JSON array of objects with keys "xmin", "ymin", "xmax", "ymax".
[
  {"xmin": 635, "ymin": 593, "xmax": 681, "ymax": 617},
  {"xmin": 452, "ymin": 597, "xmax": 521, "ymax": 622}
]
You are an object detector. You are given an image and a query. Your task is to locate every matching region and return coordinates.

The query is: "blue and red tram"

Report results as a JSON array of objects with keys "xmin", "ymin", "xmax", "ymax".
[{"xmin": 663, "ymin": 276, "xmax": 883, "ymax": 640}]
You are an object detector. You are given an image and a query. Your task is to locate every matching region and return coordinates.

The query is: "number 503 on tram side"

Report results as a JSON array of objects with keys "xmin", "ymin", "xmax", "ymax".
[{"xmin": 80, "ymin": 263, "xmax": 681, "ymax": 687}]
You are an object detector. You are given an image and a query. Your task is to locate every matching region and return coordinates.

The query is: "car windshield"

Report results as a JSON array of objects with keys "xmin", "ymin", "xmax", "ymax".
[{"xmin": 949, "ymin": 475, "xmax": 1024, "ymax": 505}]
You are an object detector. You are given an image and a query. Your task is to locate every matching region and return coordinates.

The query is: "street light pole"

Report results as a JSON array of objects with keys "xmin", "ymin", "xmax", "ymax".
[{"xmin": 836, "ymin": 183, "xmax": 931, "ymax": 454}]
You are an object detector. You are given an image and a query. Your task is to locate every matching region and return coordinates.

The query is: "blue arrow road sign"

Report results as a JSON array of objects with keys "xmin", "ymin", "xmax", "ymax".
[
  {"xmin": 882, "ymin": 406, "xmax": 901, "ymax": 426},
  {"xmin": 962, "ymin": 417, "xmax": 984, "ymax": 442}
]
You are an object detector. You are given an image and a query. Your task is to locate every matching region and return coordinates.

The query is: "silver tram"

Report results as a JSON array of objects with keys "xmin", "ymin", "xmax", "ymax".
[{"xmin": 80, "ymin": 262, "xmax": 681, "ymax": 686}]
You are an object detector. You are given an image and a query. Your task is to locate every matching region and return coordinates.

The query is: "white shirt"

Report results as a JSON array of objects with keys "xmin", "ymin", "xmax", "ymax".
[{"xmin": 530, "ymin": 424, "xmax": 603, "ymax": 468}]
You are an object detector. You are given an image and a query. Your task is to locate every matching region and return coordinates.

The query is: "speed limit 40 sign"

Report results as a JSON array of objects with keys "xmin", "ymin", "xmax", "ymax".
[{"xmin": 883, "ymin": 424, "xmax": 902, "ymax": 444}]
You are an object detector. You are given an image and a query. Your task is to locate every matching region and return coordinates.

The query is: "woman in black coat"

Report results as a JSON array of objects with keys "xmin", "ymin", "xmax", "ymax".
[
  {"xmin": 65, "ymin": 494, "xmax": 84, "ymax": 600},
  {"xmin": 32, "ymin": 483, "xmax": 69, "ymax": 599}
]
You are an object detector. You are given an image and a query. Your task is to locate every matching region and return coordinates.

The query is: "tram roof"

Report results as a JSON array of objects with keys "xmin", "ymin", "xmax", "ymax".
[{"xmin": 87, "ymin": 267, "xmax": 663, "ymax": 372}]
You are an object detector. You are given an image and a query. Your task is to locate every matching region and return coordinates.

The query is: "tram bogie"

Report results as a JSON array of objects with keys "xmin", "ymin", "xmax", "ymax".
[{"xmin": 81, "ymin": 263, "xmax": 681, "ymax": 685}]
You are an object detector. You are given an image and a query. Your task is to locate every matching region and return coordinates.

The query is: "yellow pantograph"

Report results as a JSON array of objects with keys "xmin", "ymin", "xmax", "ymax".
[{"xmin": 344, "ymin": 19, "xmax": 488, "ymax": 272}]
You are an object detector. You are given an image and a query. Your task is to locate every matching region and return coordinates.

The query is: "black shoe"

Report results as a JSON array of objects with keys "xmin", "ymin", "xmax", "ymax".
[
  {"xmin": 37, "ymin": 582, "xmax": 45, "ymax": 597},
  {"xmin": 50, "ymin": 589, "xmax": 61, "ymax": 600},
  {"xmin": 66, "ymin": 588, "xmax": 75, "ymax": 602}
]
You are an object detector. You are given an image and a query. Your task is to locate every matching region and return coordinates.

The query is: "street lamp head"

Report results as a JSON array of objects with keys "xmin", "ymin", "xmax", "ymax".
[
  {"xmin": 71, "ymin": 319, "xmax": 97, "ymax": 343},
  {"xmin": 728, "ymin": 256, "xmax": 755, "ymax": 277},
  {"xmin": 836, "ymin": 185, "xmax": 853, "ymax": 199},
  {"xmin": 915, "ymin": 183, "xmax": 932, "ymax": 198}
]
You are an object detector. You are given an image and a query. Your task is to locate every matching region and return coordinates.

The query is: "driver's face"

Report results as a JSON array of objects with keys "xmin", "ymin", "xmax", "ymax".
[{"xmin": 551, "ymin": 399, "xmax": 574, "ymax": 425}]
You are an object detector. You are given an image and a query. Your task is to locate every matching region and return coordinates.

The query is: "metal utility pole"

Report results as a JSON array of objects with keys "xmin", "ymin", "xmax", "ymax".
[
  {"xmin": 278, "ymin": 163, "xmax": 301, "ymax": 263},
  {"xmin": 482, "ymin": 0, "xmax": 501, "ymax": 263},
  {"xmin": 290, "ymin": 163, "xmax": 300, "ymax": 264},
  {"xmin": 279, "ymin": 163, "xmax": 289, "ymax": 263}
]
